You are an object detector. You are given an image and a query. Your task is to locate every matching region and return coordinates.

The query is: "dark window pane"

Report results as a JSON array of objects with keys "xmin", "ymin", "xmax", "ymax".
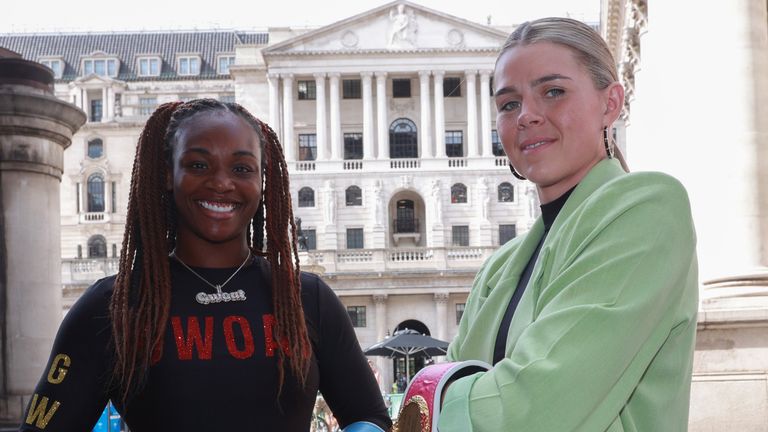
[
  {"xmin": 298, "ymin": 134, "xmax": 317, "ymax": 161},
  {"xmin": 87, "ymin": 139, "xmax": 103, "ymax": 159},
  {"xmin": 445, "ymin": 131, "xmax": 463, "ymax": 157},
  {"xmin": 452, "ymin": 225, "xmax": 469, "ymax": 246},
  {"xmin": 90, "ymin": 99, "xmax": 102, "ymax": 122},
  {"xmin": 298, "ymin": 187, "xmax": 315, "ymax": 207},
  {"xmin": 444, "ymin": 77, "xmax": 462, "ymax": 97},
  {"xmin": 451, "ymin": 183, "xmax": 467, "ymax": 204},
  {"xmin": 343, "ymin": 79, "xmax": 361, "ymax": 99},
  {"xmin": 389, "ymin": 118, "xmax": 418, "ymax": 158},
  {"xmin": 499, "ymin": 224, "xmax": 517, "ymax": 244},
  {"xmin": 298, "ymin": 80, "xmax": 316, "ymax": 100},
  {"xmin": 392, "ymin": 78, "xmax": 411, "ymax": 98},
  {"xmin": 345, "ymin": 186, "xmax": 362, "ymax": 206},
  {"xmin": 344, "ymin": 133, "xmax": 363, "ymax": 159},
  {"xmin": 304, "ymin": 229, "xmax": 316, "ymax": 250},
  {"xmin": 498, "ymin": 182, "xmax": 514, "ymax": 202},
  {"xmin": 87, "ymin": 235, "xmax": 107, "ymax": 258},
  {"xmin": 347, "ymin": 306, "xmax": 367, "ymax": 327},
  {"xmin": 492, "ymin": 129, "xmax": 505, "ymax": 156},
  {"xmin": 87, "ymin": 174, "xmax": 105, "ymax": 212},
  {"xmin": 456, "ymin": 303, "xmax": 465, "ymax": 324},
  {"xmin": 347, "ymin": 228, "xmax": 364, "ymax": 249}
]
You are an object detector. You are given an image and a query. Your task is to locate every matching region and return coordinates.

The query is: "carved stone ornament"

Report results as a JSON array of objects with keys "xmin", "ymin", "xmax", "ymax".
[
  {"xmin": 341, "ymin": 30, "xmax": 359, "ymax": 48},
  {"xmin": 446, "ymin": 29, "xmax": 464, "ymax": 47},
  {"xmin": 388, "ymin": 4, "xmax": 418, "ymax": 49}
]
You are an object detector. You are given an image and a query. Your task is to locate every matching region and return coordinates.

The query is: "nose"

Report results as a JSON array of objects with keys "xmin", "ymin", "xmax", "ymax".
[
  {"xmin": 517, "ymin": 100, "xmax": 544, "ymax": 129},
  {"xmin": 206, "ymin": 168, "xmax": 234, "ymax": 193}
]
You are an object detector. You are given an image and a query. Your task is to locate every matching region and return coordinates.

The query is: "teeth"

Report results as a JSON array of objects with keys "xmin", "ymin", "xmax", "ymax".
[
  {"xmin": 198, "ymin": 200, "xmax": 236, "ymax": 213},
  {"xmin": 525, "ymin": 141, "xmax": 546, "ymax": 150}
]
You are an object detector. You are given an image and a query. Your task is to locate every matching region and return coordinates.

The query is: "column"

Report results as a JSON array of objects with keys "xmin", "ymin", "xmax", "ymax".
[
  {"xmin": 282, "ymin": 74, "xmax": 295, "ymax": 161},
  {"xmin": 480, "ymin": 70, "xmax": 492, "ymax": 157},
  {"xmin": 362, "ymin": 72, "xmax": 375, "ymax": 160},
  {"xmin": 373, "ymin": 294, "xmax": 390, "ymax": 392},
  {"xmin": 267, "ymin": 73, "xmax": 280, "ymax": 133},
  {"xmin": 101, "ymin": 87, "xmax": 108, "ymax": 122},
  {"xmin": 434, "ymin": 293, "xmax": 450, "ymax": 342},
  {"xmin": 433, "ymin": 71, "xmax": 446, "ymax": 158},
  {"xmin": 375, "ymin": 72, "xmax": 388, "ymax": 159},
  {"xmin": 329, "ymin": 73, "xmax": 342, "ymax": 160},
  {"xmin": 465, "ymin": 70, "xmax": 479, "ymax": 157},
  {"xmin": 314, "ymin": 73, "xmax": 327, "ymax": 160},
  {"xmin": 419, "ymin": 71, "xmax": 433, "ymax": 158}
]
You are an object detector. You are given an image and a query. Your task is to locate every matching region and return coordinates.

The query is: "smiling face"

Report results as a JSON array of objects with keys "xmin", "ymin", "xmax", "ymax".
[
  {"xmin": 168, "ymin": 110, "xmax": 262, "ymax": 252},
  {"xmin": 494, "ymin": 41, "xmax": 622, "ymax": 203}
]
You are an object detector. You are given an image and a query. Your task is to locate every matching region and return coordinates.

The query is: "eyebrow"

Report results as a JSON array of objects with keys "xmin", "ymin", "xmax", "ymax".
[
  {"xmin": 494, "ymin": 74, "xmax": 573, "ymax": 98},
  {"xmin": 182, "ymin": 147, "xmax": 258, "ymax": 158}
]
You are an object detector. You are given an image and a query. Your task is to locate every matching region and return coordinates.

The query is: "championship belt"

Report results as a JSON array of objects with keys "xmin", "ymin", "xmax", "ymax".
[{"xmin": 393, "ymin": 361, "xmax": 490, "ymax": 432}]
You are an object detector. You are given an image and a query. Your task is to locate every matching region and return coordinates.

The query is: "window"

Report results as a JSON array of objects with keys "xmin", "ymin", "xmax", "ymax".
[
  {"xmin": 499, "ymin": 224, "xmax": 517, "ymax": 245},
  {"xmin": 492, "ymin": 129, "xmax": 504, "ymax": 156},
  {"xmin": 392, "ymin": 78, "xmax": 411, "ymax": 98},
  {"xmin": 219, "ymin": 94, "xmax": 236, "ymax": 104},
  {"xmin": 345, "ymin": 186, "xmax": 362, "ymax": 206},
  {"xmin": 346, "ymin": 228, "xmax": 364, "ymax": 249},
  {"xmin": 217, "ymin": 55, "xmax": 235, "ymax": 75},
  {"xmin": 451, "ymin": 183, "xmax": 467, "ymax": 204},
  {"xmin": 137, "ymin": 57, "xmax": 160, "ymax": 76},
  {"xmin": 111, "ymin": 182, "xmax": 117, "ymax": 213},
  {"xmin": 347, "ymin": 306, "xmax": 367, "ymax": 327},
  {"xmin": 77, "ymin": 245, "xmax": 82, "ymax": 259},
  {"xmin": 498, "ymin": 182, "xmax": 514, "ymax": 202},
  {"xmin": 178, "ymin": 56, "xmax": 200, "ymax": 76},
  {"xmin": 83, "ymin": 58, "xmax": 118, "ymax": 77},
  {"xmin": 456, "ymin": 303, "xmax": 466, "ymax": 325},
  {"xmin": 297, "ymin": 80, "xmax": 316, "ymax": 100},
  {"xmin": 342, "ymin": 79, "xmax": 361, "ymax": 99},
  {"xmin": 87, "ymin": 235, "xmax": 107, "ymax": 258},
  {"xmin": 90, "ymin": 99, "xmax": 103, "ymax": 122},
  {"xmin": 87, "ymin": 173, "xmax": 105, "ymax": 212},
  {"xmin": 343, "ymin": 133, "xmax": 363, "ymax": 159},
  {"xmin": 395, "ymin": 200, "xmax": 417, "ymax": 233},
  {"xmin": 389, "ymin": 118, "xmax": 418, "ymax": 158},
  {"xmin": 299, "ymin": 229, "xmax": 317, "ymax": 250},
  {"xmin": 298, "ymin": 187, "xmax": 315, "ymax": 207},
  {"xmin": 452, "ymin": 225, "xmax": 469, "ymax": 246},
  {"xmin": 112, "ymin": 244, "xmax": 118, "ymax": 258},
  {"xmin": 445, "ymin": 131, "xmax": 464, "ymax": 157},
  {"xmin": 87, "ymin": 138, "xmax": 103, "ymax": 159},
  {"xmin": 41, "ymin": 59, "xmax": 63, "ymax": 79},
  {"xmin": 298, "ymin": 134, "xmax": 317, "ymax": 161},
  {"xmin": 139, "ymin": 97, "xmax": 157, "ymax": 115},
  {"xmin": 444, "ymin": 77, "xmax": 462, "ymax": 97}
]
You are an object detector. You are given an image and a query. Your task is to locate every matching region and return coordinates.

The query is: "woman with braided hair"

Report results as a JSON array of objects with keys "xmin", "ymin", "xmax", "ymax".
[{"xmin": 20, "ymin": 99, "xmax": 390, "ymax": 431}]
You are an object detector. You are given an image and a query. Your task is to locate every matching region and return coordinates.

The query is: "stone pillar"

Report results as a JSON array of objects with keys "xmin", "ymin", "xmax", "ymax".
[
  {"xmin": 434, "ymin": 293, "xmax": 450, "ymax": 342},
  {"xmin": 418, "ymin": 71, "xmax": 433, "ymax": 158},
  {"xmin": 282, "ymin": 74, "xmax": 295, "ymax": 161},
  {"xmin": 373, "ymin": 294, "xmax": 390, "ymax": 392},
  {"xmin": 480, "ymin": 70, "xmax": 493, "ymax": 157},
  {"xmin": 314, "ymin": 73, "xmax": 327, "ymax": 161},
  {"xmin": 465, "ymin": 70, "xmax": 479, "ymax": 157},
  {"xmin": 433, "ymin": 71, "xmax": 446, "ymax": 158},
  {"xmin": 329, "ymin": 73, "xmax": 342, "ymax": 160},
  {"xmin": 375, "ymin": 72, "xmax": 388, "ymax": 159},
  {"xmin": 267, "ymin": 73, "xmax": 280, "ymax": 134},
  {"xmin": 0, "ymin": 58, "xmax": 86, "ymax": 422},
  {"xmin": 362, "ymin": 72, "xmax": 375, "ymax": 160},
  {"xmin": 101, "ymin": 87, "xmax": 108, "ymax": 122}
]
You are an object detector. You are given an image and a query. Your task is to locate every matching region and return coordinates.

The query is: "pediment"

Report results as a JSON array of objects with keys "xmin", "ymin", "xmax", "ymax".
[{"xmin": 265, "ymin": 0, "xmax": 508, "ymax": 55}]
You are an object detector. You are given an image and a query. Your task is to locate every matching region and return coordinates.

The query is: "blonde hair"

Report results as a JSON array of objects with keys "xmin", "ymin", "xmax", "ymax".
[{"xmin": 497, "ymin": 17, "xmax": 629, "ymax": 171}]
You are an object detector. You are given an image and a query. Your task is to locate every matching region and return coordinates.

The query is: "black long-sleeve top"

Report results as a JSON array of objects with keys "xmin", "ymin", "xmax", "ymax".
[{"xmin": 20, "ymin": 257, "xmax": 391, "ymax": 431}]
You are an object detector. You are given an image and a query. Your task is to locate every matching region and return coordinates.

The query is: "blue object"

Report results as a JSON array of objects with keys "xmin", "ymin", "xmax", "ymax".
[
  {"xmin": 343, "ymin": 421, "xmax": 386, "ymax": 432},
  {"xmin": 92, "ymin": 403, "xmax": 124, "ymax": 432}
]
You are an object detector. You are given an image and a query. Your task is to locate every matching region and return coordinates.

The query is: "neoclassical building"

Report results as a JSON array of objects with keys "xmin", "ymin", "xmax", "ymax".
[{"xmin": 0, "ymin": 0, "xmax": 535, "ymax": 390}]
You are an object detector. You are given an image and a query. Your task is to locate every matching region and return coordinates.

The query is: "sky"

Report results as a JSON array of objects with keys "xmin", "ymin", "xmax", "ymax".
[{"xmin": 1, "ymin": 0, "xmax": 600, "ymax": 33}]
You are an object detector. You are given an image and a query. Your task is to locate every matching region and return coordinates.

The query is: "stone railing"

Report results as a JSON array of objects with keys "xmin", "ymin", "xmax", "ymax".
[
  {"xmin": 285, "ymin": 157, "xmax": 509, "ymax": 175},
  {"xmin": 299, "ymin": 246, "xmax": 496, "ymax": 273},
  {"xmin": 80, "ymin": 212, "xmax": 109, "ymax": 223},
  {"xmin": 63, "ymin": 258, "xmax": 120, "ymax": 283}
]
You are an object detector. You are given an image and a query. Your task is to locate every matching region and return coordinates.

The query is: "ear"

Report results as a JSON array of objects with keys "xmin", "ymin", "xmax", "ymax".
[{"xmin": 602, "ymin": 82, "xmax": 625, "ymax": 126}]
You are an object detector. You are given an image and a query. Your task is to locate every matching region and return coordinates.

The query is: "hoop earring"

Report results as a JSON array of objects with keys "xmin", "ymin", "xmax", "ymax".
[
  {"xmin": 603, "ymin": 127, "xmax": 615, "ymax": 159},
  {"xmin": 509, "ymin": 164, "xmax": 526, "ymax": 180}
]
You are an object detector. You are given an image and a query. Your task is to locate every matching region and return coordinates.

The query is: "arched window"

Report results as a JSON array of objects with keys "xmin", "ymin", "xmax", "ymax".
[
  {"xmin": 298, "ymin": 187, "xmax": 315, "ymax": 207},
  {"xmin": 345, "ymin": 186, "xmax": 362, "ymax": 206},
  {"xmin": 87, "ymin": 138, "xmax": 104, "ymax": 159},
  {"xmin": 87, "ymin": 173, "xmax": 105, "ymax": 212},
  {"xmin": 87, "ymin": 235, "xmax": 107, "ymax": 258},
  {"xmin": 389, "ymin": 118, "xmax": 418, "ymax": 158},
  {"xmin": 451, "ymin": 183, "xmax": 467, "ymax": 204},
  {"xmin": 498, "ymin": 182, "xmax": 514, "ymax": 202},
  {"xmin": 394, "ymin": 199, "xmax": 417, "ymax": 233}
]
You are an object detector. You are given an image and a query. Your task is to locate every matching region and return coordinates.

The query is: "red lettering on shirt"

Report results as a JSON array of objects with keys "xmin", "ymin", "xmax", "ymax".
[
  {"xmin": 262, "ymin": 314, "xmax": 290, "ymax": 357},
  {"xmin": 223, "ymin": 315, "xmax": 255, "ymax": 359},
  {"xmin": 171, "ymin": 316, "xmax": 213, "ymax": 360}
]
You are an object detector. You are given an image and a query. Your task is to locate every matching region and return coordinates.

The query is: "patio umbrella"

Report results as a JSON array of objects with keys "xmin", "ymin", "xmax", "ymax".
[{"xmin": 363, "ymin": 329, "xmax": 449, "ymax": 381}]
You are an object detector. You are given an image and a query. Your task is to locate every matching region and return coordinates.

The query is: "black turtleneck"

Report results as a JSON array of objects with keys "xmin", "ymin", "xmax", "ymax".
[{"xmin": 492, "ymin": 186, "xmax": 576, "ymax": 365}]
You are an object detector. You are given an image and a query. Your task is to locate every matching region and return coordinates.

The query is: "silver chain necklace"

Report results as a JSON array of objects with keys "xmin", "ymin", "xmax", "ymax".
[{"xmin": 170, "ymin": 249, "xmax": 251, "ymax": 305}]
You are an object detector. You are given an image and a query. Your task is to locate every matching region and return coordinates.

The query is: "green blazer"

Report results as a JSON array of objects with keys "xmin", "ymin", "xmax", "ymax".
[{"xmin": 440, "ymin": 159, "xmax": 698, "ymax": 432}]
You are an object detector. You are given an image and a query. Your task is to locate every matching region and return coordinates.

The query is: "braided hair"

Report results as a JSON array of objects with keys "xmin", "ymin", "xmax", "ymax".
[{"xmin": 110, "ymin": 98, "xmax": 310, "ymax": 403}]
